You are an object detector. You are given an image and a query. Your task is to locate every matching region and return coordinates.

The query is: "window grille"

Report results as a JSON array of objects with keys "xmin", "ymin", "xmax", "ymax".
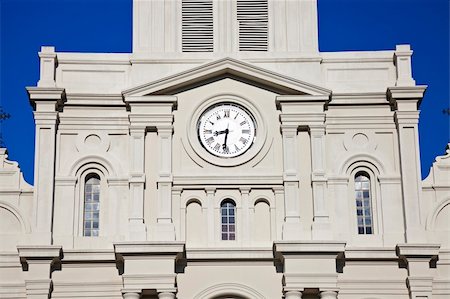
[
  {"xmin": 221, "ymin": 200, "xmax": 236, "ymax": 240},
  {"xmin": 355, "ymin": 172, "xmax": 373, "ymax": 234},
  {"xmin": 237, "ymin": 0, "xmax": 268, "ymax": 51},
  {"xmin": 182, "ymin": 0, "xmax": 214, "ymax": 52},
  {"xmin": 83, "ymin": 174, "xmax": 100, "ymax": 237}
]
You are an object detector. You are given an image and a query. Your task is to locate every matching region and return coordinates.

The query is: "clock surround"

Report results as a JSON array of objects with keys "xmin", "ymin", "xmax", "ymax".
[
  {"xmin": 185, "ymin": 94, "xmax": 268, "ymax": 167},
  {"xmin": 197, "ymin": 103, "xmax": 256, "ymax": 158}
]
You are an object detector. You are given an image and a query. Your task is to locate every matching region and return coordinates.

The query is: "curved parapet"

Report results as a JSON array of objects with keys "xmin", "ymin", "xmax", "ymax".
[
  {"xmin": 422, "ymin": 143, "xmax": 450, "ymax": 247},
  {"xmin": 0, "ymin": 148, "xmax": 33, "ymax": 251}
]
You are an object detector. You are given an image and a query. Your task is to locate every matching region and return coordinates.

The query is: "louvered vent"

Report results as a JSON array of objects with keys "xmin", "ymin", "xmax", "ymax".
[
  {"xmin": 182, "ymin": 0, "xmax": 214, "ymax": 52},
  {"xmin": 237, "ymin": 0, "xmax": 268, "ymax": 51}
]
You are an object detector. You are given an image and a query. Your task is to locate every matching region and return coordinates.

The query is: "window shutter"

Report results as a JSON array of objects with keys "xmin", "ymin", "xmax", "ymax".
[
  {"xmin": 182, "ymin": 0, "xmax": 214, "ymax": 52},
  {"xmin": 237, "ymin": 0, "xmax": 268, "ymax": 51}
]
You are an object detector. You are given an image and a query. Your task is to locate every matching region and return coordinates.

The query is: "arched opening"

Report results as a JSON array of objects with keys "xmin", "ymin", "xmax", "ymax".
[
  {"xmin": 354, "ymin": 171, "xmax": 373, "ymax": 235},
  {"xmin": 83, "ymin": 173, "xmax": 101, "ymax": 237},
  {"xmin": 221, "ymin": 199, "xmax": 236, "ymax": 241}
]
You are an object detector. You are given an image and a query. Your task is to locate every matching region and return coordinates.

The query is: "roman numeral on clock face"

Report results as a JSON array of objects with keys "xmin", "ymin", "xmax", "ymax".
[
  {"xmin": 240, "ymin": 120, "xmax": 247, "ymax": 126},
  {"xmin": 224, "ymin": 109, "xmax": 230, "ymax": 118},
  {"xmin": 206, "ymin": 137, "xmax": 214, "ymax": 144},
  {"xmin": 242, "ymin": 129, "xmax": 250, "ymax": 134},
  {"xmin": 214, "ymin": 143, "xmax": 221, "ymax": 151},
  {"xmin": 240, "ymin": 137, "xmax": 248, "ymax": 145},
  {"xmin": 204, "ymin": 129, "xmax": 212, "ymax": 134}
]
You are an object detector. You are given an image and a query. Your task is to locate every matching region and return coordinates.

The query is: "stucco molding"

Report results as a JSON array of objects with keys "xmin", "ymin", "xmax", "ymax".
[
  {"xmin": 0, "ymin": 201, "xmax": 30, "ymax": 234},
  {"xmin": 193, "ymin": 282, "xmax": 266, "ymax": 299},
  {"xmin": 123, "ymin": 57, "xmax": 331, "ymax": 96}
]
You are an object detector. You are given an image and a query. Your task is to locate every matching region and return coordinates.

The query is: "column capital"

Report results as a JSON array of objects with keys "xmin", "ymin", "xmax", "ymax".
[
  {"xmin": 280, "ymin": 124, "xmax": 298, "ymax": 134},
  {"xmin": 309, "ymin": 124, "xmax": 326, "ymax": 134},
  {"xmin": 27, "ymin": 87, "xmax": 66, "ymax": 112},
  {"xmin": 272, "ymin": 186, "xmax": 284, "ymax": 194},
  {"xmin": 239, "ymin": 187, "xmax": 251, "ymax": 195},
  {"xmin": 205, "ymin": 187, "xmax": 216, "ymax": 195},
  {"xmin": 157, "ymin": 125, "xmax": 174, "ymax": 135},
  {"xmin": 387, "ymin": 85, "xmax": 427, "ymax": 111}
]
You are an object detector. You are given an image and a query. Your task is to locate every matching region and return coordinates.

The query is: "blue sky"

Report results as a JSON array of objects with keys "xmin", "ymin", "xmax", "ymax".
[{"xmin": 0, "ymin": 0, "xmax": 449, "ymax": 184}]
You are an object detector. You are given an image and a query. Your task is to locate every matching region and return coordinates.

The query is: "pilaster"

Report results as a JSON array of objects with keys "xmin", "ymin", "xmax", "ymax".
[
  {"xmin": 388, "ymin": 86, "xmax": 427, "ymax": 243},
  {"xmin": 124, "ymin": 95, "xmax": 177, "ymax": 242},
  {"xmin": 17, "ymin": 245, "xmax": 62, "ymax": 299},
  {"xmin": 205, "ymin": 187, "xmax": 216, "ymax": 245},
  {"xmin": 155, "ymin": 125, "xmax": 175, "ymax": 241},
  {"xmin": 37, "ymin": 46, "xmax": 57, "ymax": 88},
  {"xmin": 397, "ymin": 244, "xmax": 440, "ymax": 299},
  {"xmin": 277, "ymin": 95, "xmax": 330, "ymax": 240},
  {"xmin": 27, "ymin": 87, "xmax": 65, "ymax": 244},
  {"xmin": 240, "ymin": 187, "xmax": 251, "ymax": 246},
  {"xmin": 309, "ymin": 124, "xmax": 331, "ymax": 239},
  {"xmin": 128, "ymin": 125, "xmax": 147, "ymax": 241},
  {"xmin": 394, "ymin": 44, "xmax": 416, "ymax": 87},
  {"xmin": 280, "ymin": 124, "xmax": 302, "ymax": 240}
]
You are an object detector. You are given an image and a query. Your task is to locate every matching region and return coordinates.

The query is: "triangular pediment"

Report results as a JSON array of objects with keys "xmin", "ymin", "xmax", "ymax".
[{"xmin": 123, "ymin": 58, "xmax": 331, "ymax": 97}]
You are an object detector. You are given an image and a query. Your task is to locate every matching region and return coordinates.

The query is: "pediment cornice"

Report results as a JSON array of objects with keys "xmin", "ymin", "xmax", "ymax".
[{"xmin": 123, "ymin": 58, "xmax": 331, "ymax": 97}]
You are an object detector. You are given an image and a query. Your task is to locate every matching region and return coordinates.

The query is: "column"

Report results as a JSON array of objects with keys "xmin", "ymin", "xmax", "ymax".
[
  {"xmin": 123, "ymin": 291, "xmax": 140, "ymax": 299},
  {"xmin": 18, "ymin": 246, "xmax": 62, "ymax": 299},
  {"xmin": 284, "ymin": 290, "xmax": 302, "ymax": 299},
  {"xmin": 27, "ymin": 87, "xmax": 65, "ymax": 244},
  {"xmin": 158, "ymin": 292, "xmax": 176, "ymax": 299},
  {"xmin": 280, "ymin": 124, "xmax": 302, "ymax": 240},
  {"xmin": 128, "ymin": 125, "xmax": 147, "ymax": 240},
  {"xmin": 155, "ymin": 125, "xmax": 176, "ymax": 240},
  {"xmin": 310, "ymin": 124, "xmax": 331, "ymax": 239},
  {"xmin": 320, "ymin": 291, "xmax": 338, "ymax": 299},
  {"xmin": 240, "ymin": 187, "xmax": 251, "ymax": 246},
  {"xmin": 205, "ymin": 187, "xmax": 216, "ymax": 245},
  {"xmin": 388, "ymin": 86, "xmax": 427, "ymax": 242}
]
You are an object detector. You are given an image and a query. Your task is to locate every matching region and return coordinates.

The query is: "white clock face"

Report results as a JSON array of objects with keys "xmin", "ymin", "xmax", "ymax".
[{"xmin": 198, "ymin": 103, "xmax": 256, "ymax": 158}]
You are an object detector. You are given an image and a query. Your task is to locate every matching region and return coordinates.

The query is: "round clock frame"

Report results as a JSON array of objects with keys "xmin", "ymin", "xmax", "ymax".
[
  {"xmin": 186, "ymin": 94, "xmax": 268, "ymax": 167},
  {"xmin": 197, "ymin": 103, "xmax": 256, "ymax": 158}
]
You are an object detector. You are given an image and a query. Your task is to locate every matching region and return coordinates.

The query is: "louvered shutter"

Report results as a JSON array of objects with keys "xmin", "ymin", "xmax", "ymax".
[
  {"xmin": 237, "ymin": 0, "xmax": 268, "ymax": 51},
  {"xmin": 182, "ymin": 0, "xmax": 214, "ymax": 52}
]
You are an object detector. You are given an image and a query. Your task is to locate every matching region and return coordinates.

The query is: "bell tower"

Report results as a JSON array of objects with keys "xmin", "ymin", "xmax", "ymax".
[{"xmin": 132, "ymin": 0, "xmax": 319, "ymax": 55}]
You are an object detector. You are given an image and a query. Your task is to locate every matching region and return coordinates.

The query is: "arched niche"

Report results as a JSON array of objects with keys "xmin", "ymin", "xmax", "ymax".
[{"xmin": 186, "ymin": 200, "xmax": 206, "ymax": 247}]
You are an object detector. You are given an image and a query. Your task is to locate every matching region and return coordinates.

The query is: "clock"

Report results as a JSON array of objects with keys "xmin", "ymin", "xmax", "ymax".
[{"xmin": 197, "ymin": 103, "xmax": 256, "ymax": 158}]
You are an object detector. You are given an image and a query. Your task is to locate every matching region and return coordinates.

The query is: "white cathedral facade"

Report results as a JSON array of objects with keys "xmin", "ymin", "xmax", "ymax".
[{"xmin": 0, "ymin": 0, "xmax": 449, "ymax": 298}]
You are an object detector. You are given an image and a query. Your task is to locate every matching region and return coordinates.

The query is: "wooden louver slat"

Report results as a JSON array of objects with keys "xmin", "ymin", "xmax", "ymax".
[
  {"xmin": 182, "ymin": 0, "xmax": 214, "ymax": 52},
  {"xmin": 237, "ymin": 0, "xmax": 268, "ymax": 51}
]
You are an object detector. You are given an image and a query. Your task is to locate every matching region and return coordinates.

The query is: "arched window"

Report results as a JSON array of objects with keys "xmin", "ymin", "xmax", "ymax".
[
  {"xmin": 355, "ymin": 172, "xmax": 373, "ymax": 234},
  {"xmin": 221, "ymin": 200, "xmax": 236, "ymax": 240},
  {"xmin": 83, "ymin": 174, "xmax": 100, "ymax": 237}
]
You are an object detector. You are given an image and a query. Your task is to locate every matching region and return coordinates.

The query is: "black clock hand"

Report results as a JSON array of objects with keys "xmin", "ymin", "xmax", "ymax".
[
  {"xmin": 214, "ymin": 129, "xmax": 227, "ymax": 136},
  {"xmin": 223, "ymin": 124, "xmax": 230, "ymax": 150}
]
